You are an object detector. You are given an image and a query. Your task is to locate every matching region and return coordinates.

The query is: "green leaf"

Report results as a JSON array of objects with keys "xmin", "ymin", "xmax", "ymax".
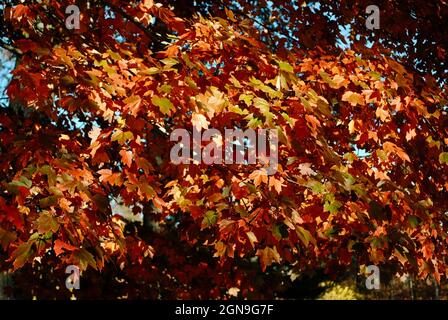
[
  {"xmin": 39, "ymin": 195, "xmax": 59, "ymax": 208},
  {"xmin": 239, "ymin": 93, "xmax": 253, "ymax": 106},
  {"xmin": 300, "ymin": 96, "xmax": 311, "ymax": 110},
  {"xmin": 368, "ymin": 71, "xmax": 382, "ymax": 80},
  {"xmin": 376, "ymin": 149, "xmax": 388, "ymax": 161},
  {"xmin": 253, "ymin": 97, "xmax": 270, "ymax": 114},
  {"xmin": 111, "ymin": 130, "xmax": 134, "ymax": 144},
  {"xmin": 202, "ymin": 210, "xmax": 218, "ymax": 228},
  {"xmin": 247, "ymin": 116, "xmax": 262, "ymax": 129},
  {"xmin": 158, "ymin": 84, "xmax": 172, "ymax": 94},
  {"xmin": 371, "ymin": 237, "xmax": 384, "ymax": 248},
  {"xmin": 278, "ymin": 60, "xmax": 294, "ymax": 73},
  {"xmin": 281, "ymin": 112, "xmax": 294, "ymax": 127},
  {"xmin": 152, "ymin": 95, "xmax": 175, "ymax": 115},
  {"xmin": 235, "ymin": 205, "xmax": 248, "ymax": 218},
  {"xmin": 272, "ymin": 224, "xmax": 282, "ymax": 240},
  {"xmin": 296, "ymin": 226, "xmax": 315, "ymax": 246},
  {"xmin": 319, "ymin": 71, "xmax": 334, "ymax": 86},
  {"xmin": 230, "ymin": 74, "xmax": 242, "ymax": 88},
  {"xmin": 249, "ymin": 76, "xmax": 263, "ymax": 87},
  {"xmin": 342, "ymin": 91, "xmax": 364, "ymax": 106},
  {"xmin": 140, "ymin": 67, "xmax": 160, "ymax": 75},
  {"xmin": 9, "ymin": 176, "xmax": 32, "ymax": 189},
  {"xmin": 316, "ymin": 97, "xmax": 332, "ymax": 117},
  {"xmin": 222, "ymin": 186, "xmax": 231, "ymax": 197},
  {"xmin": 307, "ymin": 181, "xmax": 325, "ymax": 194},
  {"xmin": 323, "ymin": 194, "xmax": 342, "ymax": 214},
  {"xmin": 408, "ymin": 216, "xmax": 420, "ymax": 228},
  {"xmin": 160, "ymin": 58, "xmax": 179, "ymax": 68},
  {"xmin": 185, "ymin": 76, "xmax": 198, "ymax": 89}
]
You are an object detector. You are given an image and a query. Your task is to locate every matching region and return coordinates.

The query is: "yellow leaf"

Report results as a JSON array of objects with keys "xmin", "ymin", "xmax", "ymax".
[
  {"xmin": 383, "ymin": 141, "xmax": 410, "ymax": 162},
  {"xmin": 278, "ymin": 60, "xmax": 294, "ymax": 73},
  {"xmin": 375, "ymin": 107, "xmax": 390, "ymax": 122},
  {"xmin": 152, "ymin": 95, "xmax": 175, "ymax": 115},
  {"xmin": 224, "ymin": 7, "xmax": 237, "ymax": 22},
  {"xmin": 124, "ymin": 95, "xmax": 141, "ymax": 115},
  {"xmin": 228, "ymin": 287, "xmax": 240, "ymax": 297},
  {"xmin": 249, "ymin": 169, "xmax": 268, "ymax": 187},
  {"xmin": 405, "ymin": 128, "xmax": 416, "ymax": 141},
  {"xmin": 330, "ymin": 74, "xmax": 348, "ymax": 89},
  {"xmin": 342, "ymin": 91, "xmax": 365, "ymax": 106},
  {"xmin": 191, "ymin": 113, "xmax": 209, "ymax": 131},
  {"xmin": 348, "ymin": 119, "xmax": 356, "ymax": 134},
  {"xmin": 196, "ymin": 87, "xmax": 226, "ymax": 118},
  {"xmin": 246, "ymin": 231, "xmax": 258, "ymax": 248},
  {"xmin": 268, "ymin": 176, "xmax": 284, "ymax": 193}
]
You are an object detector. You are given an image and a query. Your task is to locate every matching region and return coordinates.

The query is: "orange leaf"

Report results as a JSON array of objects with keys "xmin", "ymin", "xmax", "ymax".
[
  {"xmin": 342, "ymin": 91, "xmax": 365, "ymax": 106},
  {"xmin": 249, "ymin": 169, "xmax": 268, "ymax": 187},
  {"xmin": 120, "ymin": 149, "xmax": 133, "ymax": 168},
  {"xmin": 256, "ymin": 246, "xmax": 281, "ymax": 271},
  {"xmin": 54, "ymin": 240, "xmax": 77, "ymax": 257}
]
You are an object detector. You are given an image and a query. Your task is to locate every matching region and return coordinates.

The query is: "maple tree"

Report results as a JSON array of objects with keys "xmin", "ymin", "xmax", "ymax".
[{"xmin": 0, "ymin": 0, "xmax": 447, "ymax": 299}]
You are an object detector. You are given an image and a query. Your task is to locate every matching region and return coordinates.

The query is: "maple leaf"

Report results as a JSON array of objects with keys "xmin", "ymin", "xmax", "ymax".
[
  {"xmin": 342, "ymin": 91, "xmax": 365, "ymax": 106},
  {"xmin": 88, "ymin": 126, "xmax": 102, "ymax": 144},
  {"xmin": 201, "ymin": 210, "xmax": 218, "ymax": 229},
  {"xmin": 228, "ymin": 287, "xmax": 240, "ymax": 297},
  {"xmin": 36, "ymin": 211, "xmax": 59, "ymax": 233},
  {"xmin": 142, "ymin": 0, "xmax": 154, "ymax": 9},
  {"xmin": 406, "ymin": 128, "xmax": 417, "ymax": 141},
  {"xmin": 152, "ymin": 95, "xmax": 175, "ymax": 115},
  {"xmin": 11, "ymin": 243, "xmax": 34, "ymax": 270},
  {"xmin": 54, "ymin": 240, "xmax": 77, "ymax": 256},
  {"xmin": 124, "ymin": 95, "xmax": 142, "ymax": 115},
  {"xmin": 246, "ymin": 231, "xmax": 258, "ymax": 248},
  {"xmin": 249, "ymin": 169, "xmax": 268, "ymax": 187},
  {"xmin": 278, "ymin": 60, "xmax": 294, "ymax": 73},
  {"xmin": 195, "ymin": 87, "xmax": 226, "ymax": 118},
  {"xmin": 298, "ymin": 163, "xmax": 317, "ymax": 176},
  {"xmin": 191, "ymin": 112, "xmax": 210, "ymax": 131},
  {"xmin": 330, "ymin": 74, "xmax": 348, "ymax": 89},
  {"xmin": 111, "ymin": 130, "xmax": 134, "ymax": 145},
  {"xmin": 375, "ymin": 107, "xmax": 390, "ymax": 122},
  {"xmin": 72, "ymin": 248, "xmax": 98, "ymax": 271},
  {"xmin": 253, "ymin": 97, "xmax": 270, "ymax": 114},
  {"xmin": 383, "ymin": 141, "xmax": 411, "ymax": 162},
  {"xmin": 119, "ymin": 149, "xmax": 133, "ymax": 168},
  {"xmin": 268, "ymin": 176, "xmax": 284, "ymax": 193}
]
